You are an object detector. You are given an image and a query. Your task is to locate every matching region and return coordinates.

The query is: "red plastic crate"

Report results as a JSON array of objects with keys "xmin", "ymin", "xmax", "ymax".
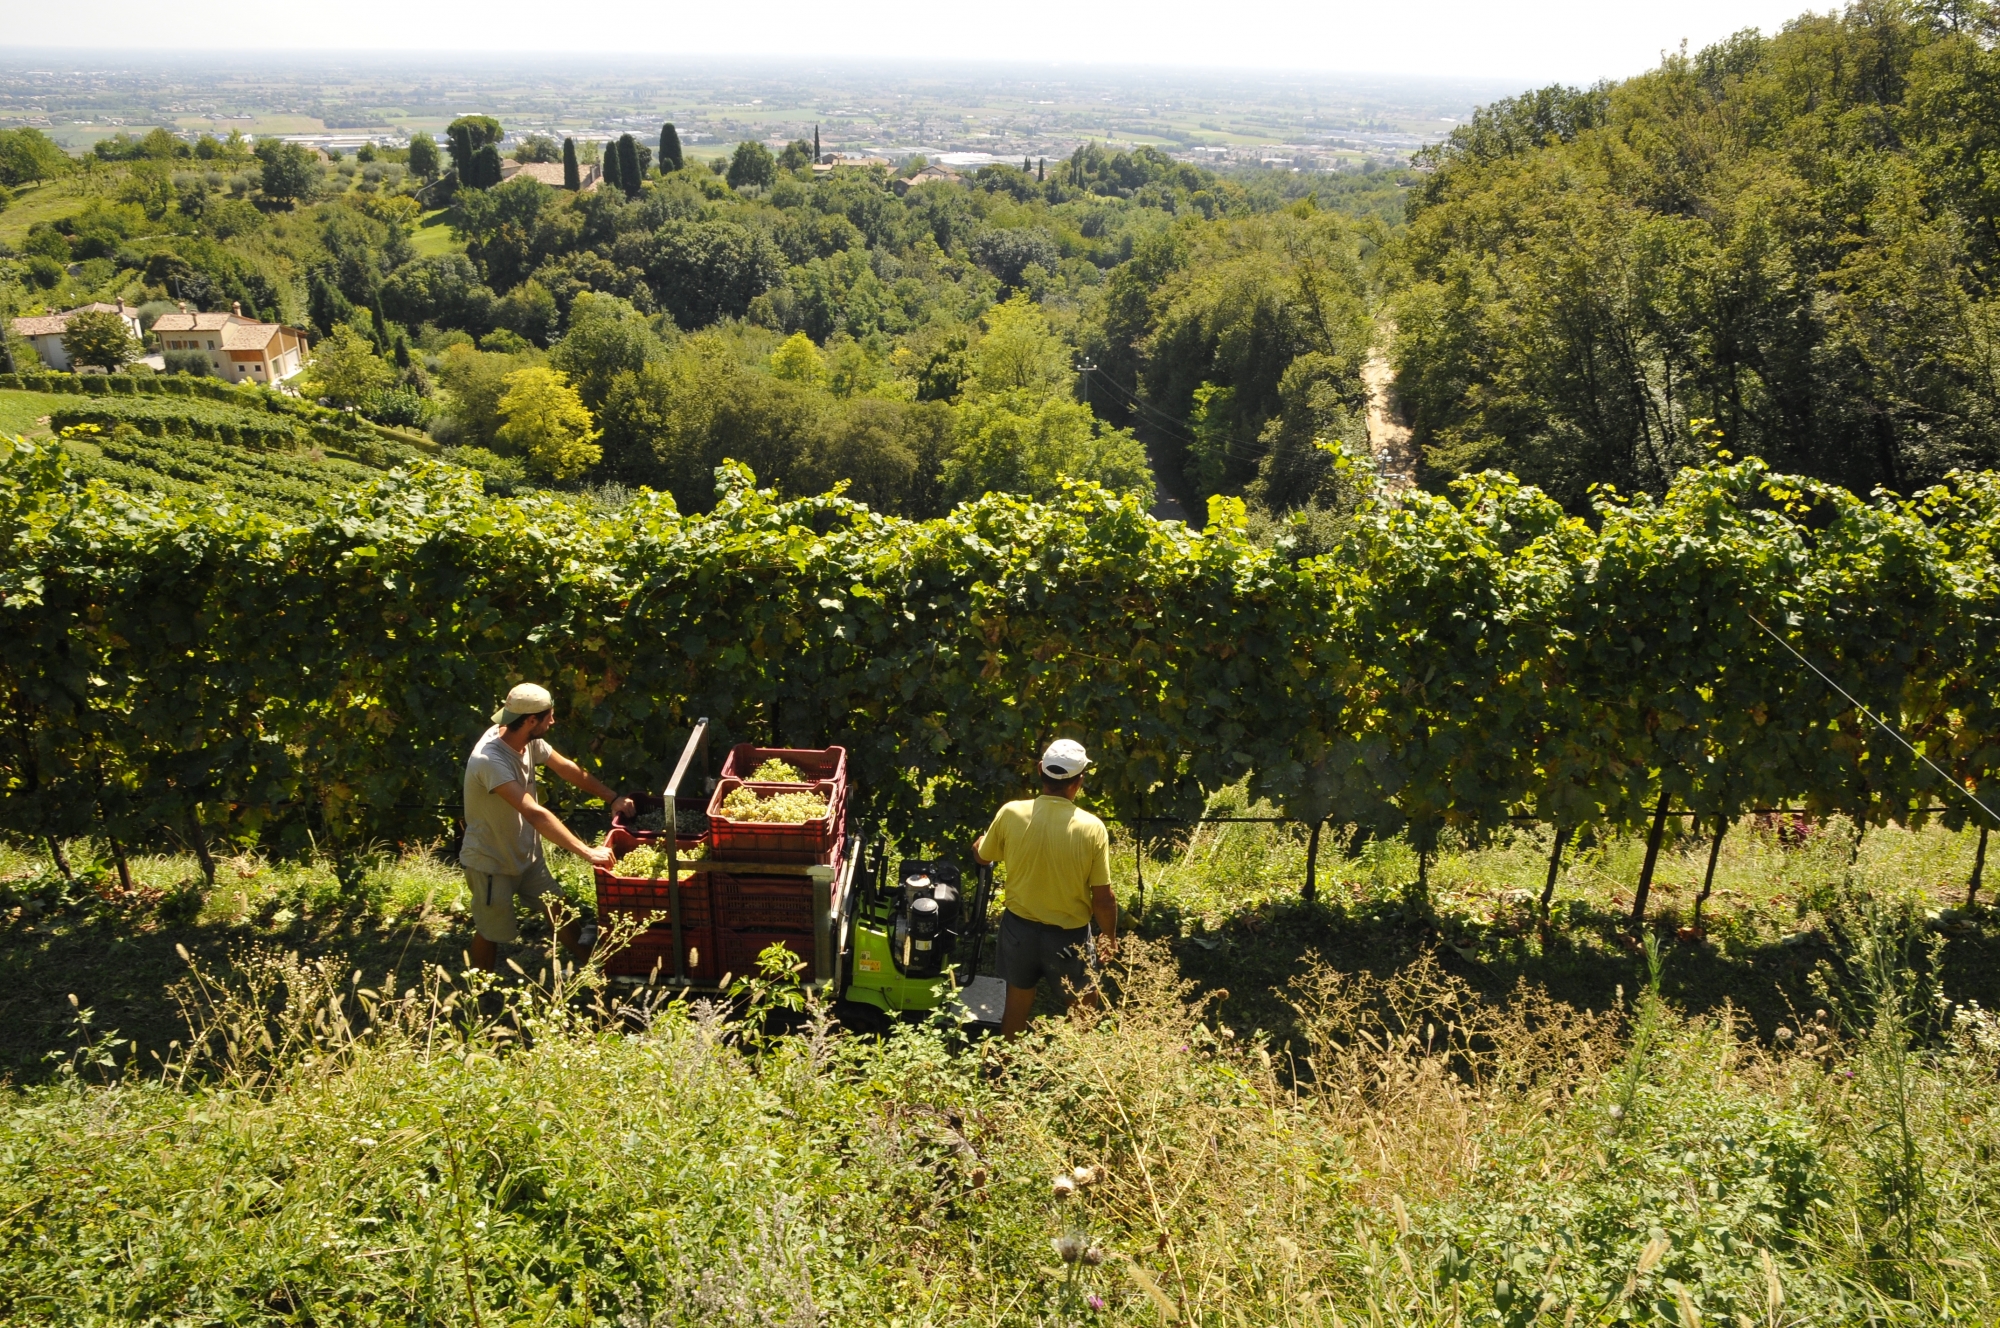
[
  {"xmin": 601, "ymin": 919, "xmax": 719, "ymax": 980},
  {"xmin": 608, "ymin": 793, "xmax": 707, "ymax": 851},
  {"xmin": 720, "ymin": 929, "xmax": 817, "ymax": 982},
  {"xmin": 711, "ymin": 873, "xmax": 815, "ymax": 932},
  {"xmin": 706, "ymin": 778, "xmax": 846, "ymax": 864},
  {"xmin": 595, "ymin": 830, "xmax": 713, "ymax": 925},
  {"xmin": 719, "ymin": 744, "xmax": 847, "ymax": 787}
]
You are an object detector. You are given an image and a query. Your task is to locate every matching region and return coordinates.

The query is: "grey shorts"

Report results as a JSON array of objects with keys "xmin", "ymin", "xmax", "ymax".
[
  {"xmin": 998, "ymin": 910, "xmax": 1092, "ymax": 993},
  {"xmin": 462, "ymin": 858, "xmax": 560, "ymax": 943}
]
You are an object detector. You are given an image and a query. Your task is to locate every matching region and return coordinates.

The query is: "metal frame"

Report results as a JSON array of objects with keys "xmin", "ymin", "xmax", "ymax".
[
  {"xmin": 663, "ymin": 719, "xmax": 710, "ymax": 985},
  {"xmin": 635, "ymin": 717, "xmax": 860, "ymax": 993}
]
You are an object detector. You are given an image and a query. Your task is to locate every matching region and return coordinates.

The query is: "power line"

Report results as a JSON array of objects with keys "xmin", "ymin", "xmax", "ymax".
[{"xmin": 1748, "ymin": 612, "xmax": 2000, "ymax": 828}]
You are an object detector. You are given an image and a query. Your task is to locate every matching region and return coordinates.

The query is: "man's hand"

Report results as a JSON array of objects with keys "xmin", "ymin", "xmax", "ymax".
[
  {"xmin": 1095, "ymin": 931, "xmax": 1118, "ymax": 963},
  {"xmin": 583, "ymin": 843, "xmax": 616, "ymax": 870},
  {"xmin": 609, "ymin": 794, "xmax": 636, "ymax": 818}
]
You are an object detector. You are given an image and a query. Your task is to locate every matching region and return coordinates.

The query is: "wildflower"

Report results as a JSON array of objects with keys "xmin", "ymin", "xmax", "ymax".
[
  {"xmin": 1087, "ymin": 1294, "xmax": 1106, "ymax": 1312},
  {"xmin": 1084, "ymin": 1245, "xmax": 1106, "ymax": 1265},
  {"xmin": 1073, "ymin": 1165, "xmax": 1096, "ymax": 1186},
  {"xmin": 1052, "ymin": 1173, "xmax": 1078, "ymax": 1198},
  {"xmin": 1608, "ymin": 1104, "xmax": 1624, "ymax": 1120},
  {"xmin": 1054, "ymin": 1234, "xmax": 1083, "ymax": 1263},
  {"xmin": 1775, "ymin": 1027, "xmax": 1793, "ymax": 1042}
]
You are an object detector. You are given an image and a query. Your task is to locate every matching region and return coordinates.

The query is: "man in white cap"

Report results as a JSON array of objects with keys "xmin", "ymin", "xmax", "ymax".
[
  {"xmin": 460, "ymin": 682, "xmax": 632, "ymax": 972},
  {"xmin": 973, "ymin": 737, "xmax": 1116, "ymax": 1036}
]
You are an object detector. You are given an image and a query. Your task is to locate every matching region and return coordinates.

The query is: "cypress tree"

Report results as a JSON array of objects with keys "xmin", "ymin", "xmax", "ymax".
[
  {"xmin": 617, "ymin": 134, "xmax": 641, "ymax": 199},
  {"xmin": 660, "ymin": 123, "xmax": 683, "ymax": 172},
  {"xmin": 602, "ymin": 139, "xmax": 623, "ymax": 193},
  {"xmin": 562, "ymin": 136, "xmax": 580, "ymax": 190},
  {"xmin": 1038, "ymin": 157, "xmax": 1045, "ymax": 182},
  {"xmin": 813, "ymin": 124, "xmax": 821, "ymax": 161},
  {"xmin": 1022, "ymin": 155, "xmax": 1030, "ymax": 173}
]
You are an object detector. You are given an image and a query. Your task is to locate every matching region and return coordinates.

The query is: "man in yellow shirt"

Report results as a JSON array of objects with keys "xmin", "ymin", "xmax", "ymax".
[{"xmin": 974, "ymin": 738, "xmax": 1117, "ymax": 1036}]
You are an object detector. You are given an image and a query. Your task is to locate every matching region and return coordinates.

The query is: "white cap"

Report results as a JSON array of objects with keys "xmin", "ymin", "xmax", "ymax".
[
  {"xmin": 1039, "ymin": 738, "xmax": 1091, "ymax": 780},
  {"xmin": 492, "ymin": 682, "xmax": 554, "ymax": 725}
]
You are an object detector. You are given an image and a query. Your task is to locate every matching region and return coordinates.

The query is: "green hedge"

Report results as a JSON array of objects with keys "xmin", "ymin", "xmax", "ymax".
[{"xmin": 7, "ymin": 440, "xmax": 2000, "ymax": 900}]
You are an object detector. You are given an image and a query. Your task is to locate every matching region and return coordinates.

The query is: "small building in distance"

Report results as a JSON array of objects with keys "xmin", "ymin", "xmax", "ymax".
[
  {"xmin": 151, "ymin": 303, "xmax": 311, "ymax": 387},
  {"xmin": 501, "ymin": 160, "xmax": 602, "ymax": 191},
  {"xmin": 9, "ymin": 300, "xmax": 144, "ymax": 371},
  {"xmin": 813, "ymin": 152, "xmax": 891, "ymax": 176},
  {"xmin": 893, "ymin": 164, "xmax": 962, "ymax": 195}
]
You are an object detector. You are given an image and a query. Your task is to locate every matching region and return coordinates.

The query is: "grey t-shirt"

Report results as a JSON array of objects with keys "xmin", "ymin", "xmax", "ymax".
[{"xmin": 460, "ymin": 726, "xmax": 554, "ymax": 876}]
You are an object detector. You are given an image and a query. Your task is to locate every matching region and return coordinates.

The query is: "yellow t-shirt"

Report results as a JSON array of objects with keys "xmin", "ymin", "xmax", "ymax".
[{"xmin": 979, "ymin": 795, "xmax": 1112, "ymax": 929}]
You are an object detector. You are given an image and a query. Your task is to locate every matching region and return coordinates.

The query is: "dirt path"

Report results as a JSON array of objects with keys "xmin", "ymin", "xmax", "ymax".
[{"xmin": 1363, "ymin": 347, "xmax": 1416, "ymax": 489}]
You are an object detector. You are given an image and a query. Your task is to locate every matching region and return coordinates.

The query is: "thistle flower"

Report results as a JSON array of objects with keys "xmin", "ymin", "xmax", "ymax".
[
  {"xmin": 1087, "ymin": 1294, "xmax": 1106, "ymax": 1312},
  {"xmin": 1608, "ymin": 1104, "xmax": 1624, "ymax": 1120},
  {"xmin": 1083, "ymin": 1245, "xmax": 1106, "ymax": 1265},
  {"xmin": 1052, "ymin": 1173, "xmax": 1078, "ymax": 1198},
  {"xmin": 1054, "ymin": 1234, "xmax": 1083, "ymax": 1263}
]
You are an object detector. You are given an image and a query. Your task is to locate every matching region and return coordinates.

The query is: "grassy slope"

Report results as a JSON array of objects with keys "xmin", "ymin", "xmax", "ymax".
[
  {"xmin": 0, "ymin": 390, "xmax": 70, "ymax": 439},
  {"xmin": 2, "ymin": 819, "xmax": 1997, "ymax": 1323},
  {"xmin": 0, "ymin": 178, "xmax": 101, "ymax": 249},
  {"xmin": 409, "ymin": 209, "xmax": 462, "ymax": 258}
]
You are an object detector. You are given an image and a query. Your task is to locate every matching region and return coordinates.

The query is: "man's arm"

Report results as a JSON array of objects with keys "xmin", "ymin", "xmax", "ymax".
[
  {"xmin": 1092, "ymin": 884, "xmax": 1117, "ymax": 959},
  {"xmin": 543, "ymin": 748, "xmax": 635, "ymax": 817},
  {"xmin": 493, "ymin": 779, "xmax": 615, "ymax": 868}
]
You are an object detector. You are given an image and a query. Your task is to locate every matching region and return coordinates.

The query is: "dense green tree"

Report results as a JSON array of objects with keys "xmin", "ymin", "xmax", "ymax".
[
  {"xmin": 778, "ymin": 139, "xmax": 815, "ymax": 171},
  {"xmin": 1393, "ymin": 7, "xmax": 2000, "ymax": 507},
  {"xmin": 435, "ymin": 342, "xmax": 544, "ymax": 449},
  {"xmin": 471, "ymin": 144, "xmax": 503, "ymax": 190},
  {"xmin": 300, "ymin": 325, "xmax": 393, "ymax": 408},
  {"xmin": 493, "ymin": 278, "xmax": 560, "ymax": 347},
  {"xmin": 446, "ymin": 116, "xmax": 504, "ymax": 184},
  {"xmin": 617, "ymin": 135, "xmax": 642, "ymax": 200},
  {"xmin": 254, "ymin": 141, "xmax": 318, "ymax": 207},
  {"xmin": 0, "ymin": 128, "xmax": 69, "ymax": 186},
  {"xmin": 547, "ymin": 292, "xmax": 665, "ymax": 408},
  {"xmin": 660, "ymin": 123, "xmax": 684, "ymax": 173},
  {"xmin": 1092, "ymin": 207, "xmax": 1371, "ymax": 501},
  {"xmin": 513, "ymin": 134, "xmax": 560, "ymax": 164},
  {"xmin": 408, "ymin": 132, "xmax": 440, "ymax": 181},
  {"xmin": 60, "ymin": 310, "xmax": 138, "ymax": 372},
  {"xmin": 727, "ymin": 140, "xmax": 776, "ymax": 191},
  {"xmin": 635, "ymin": 218, "xmax": 785, "ymax": 327},
  {"xmin": 495, "ymin": 365, "xmax": 601, "ymax": 480}
]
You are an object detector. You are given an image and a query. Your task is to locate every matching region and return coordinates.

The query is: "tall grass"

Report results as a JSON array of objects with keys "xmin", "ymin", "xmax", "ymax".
[{"xmin": 3, "ymin": 914, "xmax": 1997, "ymax": 1324}]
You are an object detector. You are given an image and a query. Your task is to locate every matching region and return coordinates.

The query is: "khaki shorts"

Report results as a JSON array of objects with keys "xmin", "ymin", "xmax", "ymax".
[{"xmin": 462, "ymin": 858, "xmax": 560, "ymax": 943}]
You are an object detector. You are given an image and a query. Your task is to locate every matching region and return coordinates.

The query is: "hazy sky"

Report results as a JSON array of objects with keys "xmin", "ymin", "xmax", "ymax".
[{"xmin": 1, "ymin": 0, "xmax": 1828, "ymax": 84}]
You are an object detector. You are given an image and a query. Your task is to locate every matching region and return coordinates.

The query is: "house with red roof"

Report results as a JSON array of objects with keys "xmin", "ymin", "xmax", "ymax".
[{"xmin": 150, "ymin": 302, "xmax": 311, "ymax": 387}]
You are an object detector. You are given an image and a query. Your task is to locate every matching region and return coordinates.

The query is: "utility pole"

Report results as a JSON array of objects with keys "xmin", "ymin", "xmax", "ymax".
[{"xmin": 1075, "ymin": 357, "xmax": 1097, "ymax": 405}]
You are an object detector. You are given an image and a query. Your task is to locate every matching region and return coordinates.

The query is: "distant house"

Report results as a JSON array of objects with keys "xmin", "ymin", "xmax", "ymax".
[
  {"xmin": 9, "ymin": 299, "xmax": 144, "ymax": 371},
  {"xmin": 893, "ymin": 164, "xmax": 962, "ymax": 196},
  {"xmin": 150, "ymin": 303, "xmax": 311, "ymax": 386},
  {"xmin": 813, "ymin": 153, "xmax": 891, "ymax": 176},
  {"xmin": 501, "ymin": 160, "xmax": 602, "ymax": 191}
]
